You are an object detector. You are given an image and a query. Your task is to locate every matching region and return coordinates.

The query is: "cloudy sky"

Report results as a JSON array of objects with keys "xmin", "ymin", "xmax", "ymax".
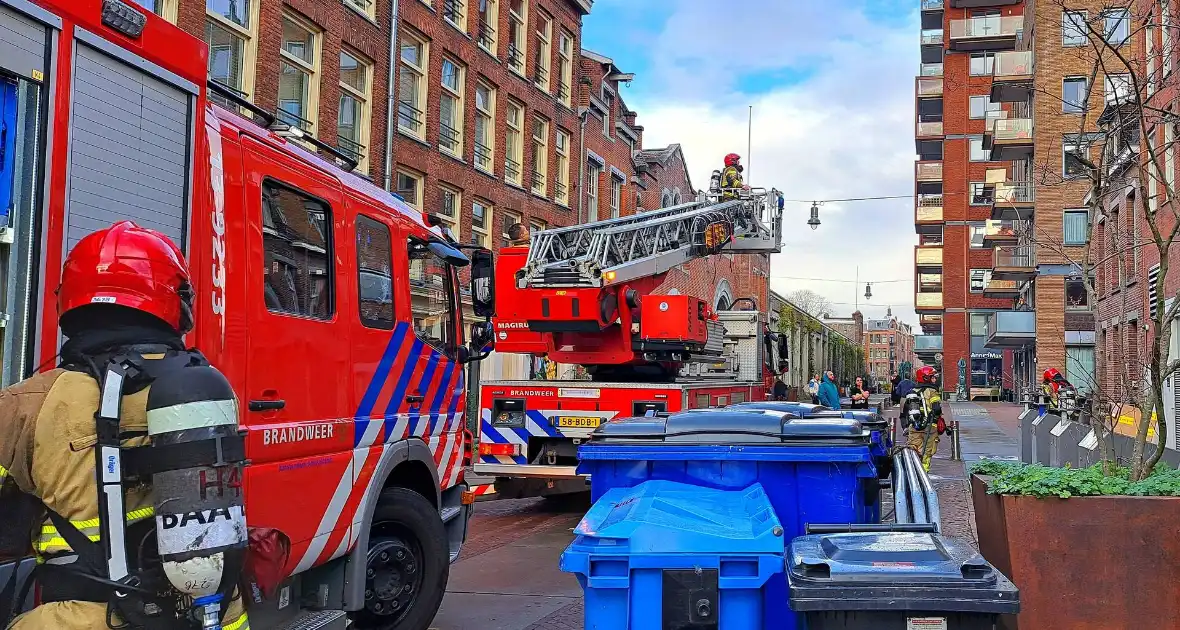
[{"xmin": 583, "ymin": 0, "xmax": 920, "ymax": 325}]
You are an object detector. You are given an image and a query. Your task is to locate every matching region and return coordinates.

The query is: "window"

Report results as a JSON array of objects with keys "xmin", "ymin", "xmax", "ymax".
[
  {"xmin": 396, "ymin": 170, "xmax": 423, "ymax": 208},
  {"xmin": 555, "ymin": 129, "xmax": 571, "ymax": 205},
  {"xmin": 1063, "ymin": 77, "xmax": 1086, "ymax": 113},
  {"xmin": 471, "ymin": 199, "xmax": 492, "ymax": 247},
  {"xmin": 205, "ymin": 0, "xmax": 257, "ymax": 105},
  {"xmin": 970, "ymin": 269, "xmax": 989, "ymax": 293},
  {"xmin": 261, "ymin": 180, "xmax": 333, "ymax": 319},
  {"xmin": 1165, "ymin": 8, "xmax": 1174, "ymax": 76},
  {"xmin": 398, "ymin": 31, "xmax": 428, "ymax": 138},
  {"xmin": 357, "ymin": 215, "xmax": 393, "ymax": 329},
  {"xmin": 531, "ymin": 116, "xmax": 548, "ymax": 194},
  {"xmin": 1063, "ymin": 10, "xmax": 1087, "ymax": 46},
  {"xmin": 602, "ymin": 91, "xmax": 614, "ymax": 139},
  {"xmin": 439, "ymin": 58, "xmax": 465, "ymax": 156},
  {"xmin": 507, "ymin": 0, "xmax": 527, "ymax": 74},
  {"xmin": 1167, "ymin": 122, "xmax": 1177, "ymax": 196},
  {"xmin": 443, "ymin": 0, "xmax": 466, "ymax": 31},
  {"xmin": 1066, "ymin": 346, "xmax": 1096, "ymax": 394},
  {"xmin": 1147, "ymin": 24, "xmax": 1157, "ymax": 95},
  {"xmin": 969, "ymin": 222, "xmax": 986, "ymax": 248},
  {"xmin": 438, "ymin": 186, "xmax": 460, "ymax": 236},
  {"xmin": 610, "ymin": 174, "xmax": 622, "ymax": 218},
  {"xmin": 1104, "ymin": 73, "xmax": 1131, "ymax": 104},
  {"xmin": 534, "ymin": 11, "xmax": 552, "ymax": 90},
  {"xmin": 500, "ymin": 209, "xmax": 523, "ymax": 248},
  {"xmin": 969, "ymin": 95, "xmax": 999, "ymax": 119},
  {"xmin": 137, "ymin": 0, "xmax": 179, "ymax": 21},
  {"xmin": 969, "ymin": 135, "xmax": 989, "ymax": 161},
  {"xmin": 1103, "ymin": 8, "xmax": 1130, "ymax": 46},
  {"xmin": 478, "ymin": 0, "xmax": 498, "ymax": 51},
  {"xmin": 474, "ymin": 82, "xmax": 495, "ymax": 173},
  {"xmin": 505, "ymin": 100, "xmax": 524, "ymax": 186},
  {"xmin": 970, "ymin": 182, "xmax": 995, "ymax": 205},
  {"xmin": 1065, "ymin": 277, "xmax": 1089, "ymax": 310},
  {"xmin": 338, "ymin": 49, "xmax": 373, "ymax": 171},
  {"xmin": 969, "ymin": 53, "xmax": 995, "ymax": 76},
  {"xmin": 529, "ymin": 218, "xmax": 547, "ymax": 235},
  {"xmin": 277, "ymin": 13, "xmax": 321, "ymax": 133},
  {"xmin": 558, "ymin": 30, "xmax": 574, "ymax": 107},
  {"xmin": 344, "ymin": 0, "xmax": 375, "ymax": 19},
  {"xmin": 970, "ymin": 313, "xmax": 989, "ymax": 337},
  {"xmin": 408, "ymin": 239, "xmax": 453, "ymax": 349},
  {"xmin": 1063, "ymin": 210, "xmax": 1089, "ymax": 245},
  {"xmin": 586, "ymin": 162, "xmax": 601, "ymax": 220},
  {"xmin": 1064, "ymin": 135, "xmax": 1089, "ymax": 178}
]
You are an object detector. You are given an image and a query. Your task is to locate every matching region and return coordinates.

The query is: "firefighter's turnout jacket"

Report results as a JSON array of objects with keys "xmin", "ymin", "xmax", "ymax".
[
  {"xmin": 720, "ymin": 165, "xmax": 743, "ymax": 200},
  {"xmin": 905, "ymin": 386, "xmax": 942, "ymax": 472},
  {"xmin": 0, "ymin": 366, "xmax": 248, "ymax": 629}
]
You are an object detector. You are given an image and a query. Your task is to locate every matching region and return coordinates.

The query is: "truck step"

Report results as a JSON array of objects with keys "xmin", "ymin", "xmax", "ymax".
[{"xmin": 277, "ymin": 610, "xmax": 348, "ymax": 630}]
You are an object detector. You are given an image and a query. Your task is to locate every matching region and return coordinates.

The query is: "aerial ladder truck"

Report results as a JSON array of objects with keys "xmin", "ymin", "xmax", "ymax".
[{"xmin": 476, "ymin": 187, "xmax": 791, "ymax": 498}]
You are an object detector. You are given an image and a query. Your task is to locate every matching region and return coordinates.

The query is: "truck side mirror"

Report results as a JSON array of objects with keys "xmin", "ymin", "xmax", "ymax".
[
  {"xmin": 471, "ymin": 248, "xmax": 495, "ymax": 318},
  {"xmin": 464, "ymin": 321, "xmax": 494, "ymax": 363}
]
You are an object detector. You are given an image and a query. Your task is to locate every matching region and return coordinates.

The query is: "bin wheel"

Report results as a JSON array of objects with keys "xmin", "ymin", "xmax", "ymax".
[{"xmin": 351, "ymin": 488, "xmax": 449, "ymax": 630}]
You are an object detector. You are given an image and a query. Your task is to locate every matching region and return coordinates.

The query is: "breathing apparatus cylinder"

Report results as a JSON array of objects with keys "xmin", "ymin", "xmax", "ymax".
[
  {"xmin": 145, "ymin": 360, "xmax": 246, "ymax": 626},
  {"xmin": 709, "ymin": 169, "xmax": 722, "ymax": 194}
]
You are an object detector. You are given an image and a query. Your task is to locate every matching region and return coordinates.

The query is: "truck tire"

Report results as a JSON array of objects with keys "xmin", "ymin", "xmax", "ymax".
[{"xmin": 352, "ymin": 487, "xmax": 449, "ymax": 630}]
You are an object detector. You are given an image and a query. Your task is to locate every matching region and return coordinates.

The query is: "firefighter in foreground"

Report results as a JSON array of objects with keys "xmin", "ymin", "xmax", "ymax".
[
  {"xmin": 0, "ymin": 222, "xmax": 248, "ymax": 629},
  {"xmin": 897, "ymin": 365, "xmax": 944, "ymax": 471}
]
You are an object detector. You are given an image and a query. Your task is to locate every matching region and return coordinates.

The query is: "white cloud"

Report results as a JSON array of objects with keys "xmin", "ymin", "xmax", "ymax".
[{"xmin": 623, "ymin": 2, "xmax": 922, "ymax": 325}]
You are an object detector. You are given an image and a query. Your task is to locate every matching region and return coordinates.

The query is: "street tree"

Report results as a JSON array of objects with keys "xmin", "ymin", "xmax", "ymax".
[{"xmin": 785, "ymin": 289, "xmax": 835, "ymax": 318}]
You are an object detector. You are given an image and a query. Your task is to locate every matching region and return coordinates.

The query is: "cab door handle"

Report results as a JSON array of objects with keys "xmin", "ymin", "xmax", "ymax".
[
  {"xmin": 406, "ymin": 394, "xmax": 425, "ymax": 404},
  {"xmin": 248, "ymin": 400, "xmax": 286, "ymax": 412}
]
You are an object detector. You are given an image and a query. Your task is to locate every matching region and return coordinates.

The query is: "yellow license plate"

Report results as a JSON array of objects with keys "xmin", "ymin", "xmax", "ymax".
[{"xmin": 555, "ymin": 416, "xmax": 602, "ymax": 429}]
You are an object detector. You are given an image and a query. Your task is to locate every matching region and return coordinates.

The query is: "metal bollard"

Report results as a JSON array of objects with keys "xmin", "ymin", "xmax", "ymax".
[{"xmin": 950, "ymin": 420, "xmax": 962, "ymax": 461}]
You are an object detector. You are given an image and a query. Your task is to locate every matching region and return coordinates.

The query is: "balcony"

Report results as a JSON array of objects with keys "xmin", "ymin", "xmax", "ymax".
[
  {"xmin": 983, "ymin": 277, "xmax": 1021, "ymax": 299},
  {"xmin": 948, "ymin": 16, "xmax": 1022, "ymax": 51},
  {"xmin": 916, "ymin": 161, "xmax": 943, "ymax": 182},
  {"xmin": 921, "ymin": 0, "xmax": 944, "ymax": 10},
  {"xmin": 993, "ymin": 245, "xmax": 1035, "ymax": 280},
  {"xmin": 916, "ymin": 194, "xmax": 943, "ymax": 233},
  {"xmin": 989, "ymin": 118, "xmax": 1034, "ymax": 160},
  {"xmin": 917, "ymin": 77, "xmax": 943, "ymax": 97},
  {"xmin": 920, "ymin": 62, "xmax": 944, "ymax": 77},
  {"xmin": 920, "ymin": 313, "xmax": 943, "ymax": 332},
  {"xmin": 982, "ymin": 219, "xmax": 1022, "ymax": 247},
  {"xmin": 914, "ymin": 335, "xmax": 943, "ymax": 361},
  {"xmin": 915, "ymin": 246, "xmax": 943, "ymax": 271},
  {"xmin": 991, "ymin": 51, "xmax": 1033, "ymax": 102},
  {"xmin": 921, "ymin": 29, "xmax": 944, "ymax": 46},
  {"xmin": 950, "ymin": 0, "xmax": 1020, "ymax": 7},
  {"xmin": 917, "ymin": 120, "xmax": 944, "ymax": 137},
  {"xmin": 986, "ymin": 310, "xmax": 1035, "ymax": 348},
  {"xmin": 990, "ymin": 181, "xmax": 1035, "ymax": 220},
  {"xmin": 916, "ymin": 292, "xmax": 944, "ymax": 311}
]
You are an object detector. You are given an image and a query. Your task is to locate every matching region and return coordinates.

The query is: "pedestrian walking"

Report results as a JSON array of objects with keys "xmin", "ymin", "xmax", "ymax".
[
  {"xmin": 807, "ymin": 374, "xmax": 820, "ymax": 405},
  {"xmin": 818, "ymin": 371, "xmax": 841, "ymax": 409}
]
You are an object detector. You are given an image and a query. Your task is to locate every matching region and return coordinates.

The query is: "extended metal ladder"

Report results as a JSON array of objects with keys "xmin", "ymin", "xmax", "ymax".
[{"xmin": 521, "ymin": 188, "xmax": 784, "ymax": 288}]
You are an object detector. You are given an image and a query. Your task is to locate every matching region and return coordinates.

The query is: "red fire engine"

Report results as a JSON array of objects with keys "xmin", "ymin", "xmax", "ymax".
[
  {"xmin": 0, "ymin": 1, "xmax": 496, "ymax": 628},
  {"xmin": 476, "ymin": 189, "xmax": 790, "ymax": 497}
]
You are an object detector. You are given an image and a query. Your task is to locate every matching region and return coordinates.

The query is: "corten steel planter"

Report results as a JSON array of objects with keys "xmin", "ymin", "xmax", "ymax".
[{"xmin": 971, "ymin": 473, "xmax": 1180, "ymax": 630}]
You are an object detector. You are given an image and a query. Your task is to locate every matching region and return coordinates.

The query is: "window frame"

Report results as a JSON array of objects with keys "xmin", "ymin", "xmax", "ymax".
[
  {"xmin": 1062, "ymin": 76, "xmax": 1086, "ymax": 113},
  {"xmin": 505, "ymin": 100, "xmax": 525, "ymax": 186},
  {"xmin": 969, "ymin": 135, "xmax": 989, "ymax": 162},
  {"xmin": 439, "ymin": 56, "xmax": 466, "ymax": 157},
  {"xmin": 968, "ymin": 53, "xmax": 995, "ymax": 76},
  {"xmin": 474, "ymin": 80, "xmax": 496, "ymax": 175},
  {"xmin": 260, "ymin": 177, "xmax": 335, "ymax": 321},
  {"xmin": 1103, "ymin": 8, "xmax": 1130, "ymax": 47},
  {"xmin": 555, "ymin": 128, "xmax": 571, "ymax": 206},
  {"xmin": 500, "ymin": 209, "xmax": 524, "ymax": 248},
  {"xmin": 471, "ymin": 198, "xmax": 493, "ymax": 247},
  {"xmin": 969, "ymin": 95, "xmax": 999, "ymax": 120},
  {"xmin": 396, "ymin": 169, "xmax": 425, "ymax": 209},
  {"xmin": 507, "ymin": 0, "xmax": 529, "ymax": 75},
  {"xmin": 443, "ymin": 0, "xmax": 467, "ymax": 32},
  {"xmin": 205, "ymin": 0, "xmax": 260, "ymax": 105},
  {"xmin": 531, "ymin": 115, "xmax": 549, "ymax": 195},
  {"xmin": 969, "ymin": 222, "xmax": 986, "ymax": 248},
  {"xmin": 558, "ymin": 29, "xmax": 574, "ymax": 107},
  {"xmin": 1063, "ymin": 135, "xmax": 1090, "ymax": 178},
  {"xmin": 406, "ymin": 237, "xmax": 460, "ymax": 353},
  {"xmin": 969, "ymin": 182, "xmax": 995, "ymax": 205},
  {"xmin": 397, "ymin": 29, "xmax": 430, "ymax": 139},
  {"xmin": 478, "ymin": 0, "xmax": 499, "ymax": 53},
  {"xmin": 1063, "ymin": 209, "xmax": 1089, "ymax": 246},
  {"xmin": 533, "ymin": 10, "xmax": 553, "ymax": 91},
  {"xmin": 356, "ymin": 214, "xmax": 395, "ymax": 330},
  {"xmin": 276, "ymin": 11, "xmax": 323, "ymax": 134},
  {"xmin": 438, "ymin": 184, "xmax": 461, "ymax": 239},
  {"xmin": 601, "ymin": 89, "xmax": 614, "ymax": 139},
  {"xmin": 586, "ymin": 162, "xmax": 601, "ymax": 220},
  {"xmin": 1104, "ymin": 73, "xmax": 1131, "ymax": 104},
  {"xmin": 338, "ymin": 47, "xmax": 373, "ymax": 173},
  {"xmin": 970, "ymin": 269, "xmax": 989, "ymax": 293},
  {"xmin": 610, "ymin": 175, "xmax": 622, "ymax": 218},
  {"xmin": 344, "ymin": 0, "xmax": 377, "ymax": 20},
  {"xmin": 1063, "ymin": 10, "xmax": 1088, "ymax": 47}
]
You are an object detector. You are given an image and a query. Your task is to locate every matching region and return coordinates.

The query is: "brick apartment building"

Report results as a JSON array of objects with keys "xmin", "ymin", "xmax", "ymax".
[
  {"xmin": 133, "ymin": 0, "xmax": 769, "ymax": 380},
  {"xmin": 864, "ymin": 316, "xmax": 917, "ymax": 381}
]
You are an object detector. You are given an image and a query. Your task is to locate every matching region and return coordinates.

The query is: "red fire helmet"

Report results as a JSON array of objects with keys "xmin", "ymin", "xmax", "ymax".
[
  {"xmin": 915, "ymin": 365, "xmax": 939, "ymax": 385},
  {"xmin": 58, "ymin": 221, "xmax": 193, "ymax": 333},
  {"xmin": 1043, "ymin": 368, "xmax": 1065, "ymax": 383},
  {"xmin": 724, "ymin": 153, "xmax": 741, "ymax": 167}
]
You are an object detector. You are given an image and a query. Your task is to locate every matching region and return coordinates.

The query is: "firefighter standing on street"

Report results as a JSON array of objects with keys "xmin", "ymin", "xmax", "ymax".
[
  {"xmin": 905, "ymin": 365, "xmax": 944, "ymax": 471},
  {"xmin": 720, "ymin": 153, "xmax": 745, "ymax": 200},
  {"xmin": 0, "ymin": 222, "xmax": 249, "ymax": 629}
]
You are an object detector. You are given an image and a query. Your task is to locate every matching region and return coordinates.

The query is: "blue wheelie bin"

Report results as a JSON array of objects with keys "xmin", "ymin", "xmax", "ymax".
[{"xmin": 561, "ymin": 480, "xmax": 785, "ymax": 629}]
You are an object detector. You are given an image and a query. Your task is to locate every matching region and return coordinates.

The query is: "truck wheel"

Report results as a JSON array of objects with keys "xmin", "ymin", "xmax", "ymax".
[{"xmin": 352, "ymin": 487, "xmax": 449, "ymax": 630}]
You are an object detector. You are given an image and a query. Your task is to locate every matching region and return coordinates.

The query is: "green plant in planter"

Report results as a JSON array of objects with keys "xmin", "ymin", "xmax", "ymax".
[{"xmin": 970, "ymin": 461, "xmax": 1180, "ymax": 498}]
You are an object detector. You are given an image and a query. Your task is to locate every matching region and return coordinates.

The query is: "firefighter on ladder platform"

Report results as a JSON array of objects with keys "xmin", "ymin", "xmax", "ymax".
[
  {"xmin": 0, "ymin": 222, "xmax": 248, "ymax": 629},
  {"xmin": 719, "ymin": 153, "xmax": 745, "ymax": 200}
]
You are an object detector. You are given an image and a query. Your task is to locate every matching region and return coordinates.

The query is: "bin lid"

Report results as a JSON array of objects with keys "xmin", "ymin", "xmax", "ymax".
[
  {"xmin": 729, "ymin": 402, "xmax": 887, "ymax": 429},
  {"xmin": 787, "ymin": 533, "xmax": 1019, "ymax": 614},
  {"xmin": 570, "ymin": 480, "xmax": 784, "ymax": 555},
  {"xmin": 589, "ymin": 410, "xmax": 869, "ymax": 445}
]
